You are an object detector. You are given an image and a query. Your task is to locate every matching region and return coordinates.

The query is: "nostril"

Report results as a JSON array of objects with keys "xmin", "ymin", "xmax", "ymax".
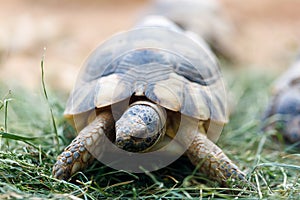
[{"xmin": 116, "ymin": 138, "xmax": 122, "ymax": 144}]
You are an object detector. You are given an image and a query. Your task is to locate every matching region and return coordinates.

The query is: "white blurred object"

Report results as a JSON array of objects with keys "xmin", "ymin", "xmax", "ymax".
[
  {"xmin": 135, "ymin": 15, "xmax": 182, "ymax": 32},
  {"xmin": 273, "ymin": 55, "xmax": 300, "ymax": 94},
  {"xmin": 135, "ymin": 15, "xmax": 212, "ymax": 53},
  {"xmin": 144, "ymin": 0, "xmax": 236, "ymax": 60}
]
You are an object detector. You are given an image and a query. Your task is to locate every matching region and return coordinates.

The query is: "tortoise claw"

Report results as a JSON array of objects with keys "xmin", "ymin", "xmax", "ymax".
[
  {"xmin": 52, "ymin": 136, "xmax": 93, "ymax": 180},
  {"xmin": 52, "ymin": 111, "xmax": 114, "ymax": 180},
  {"xmin": 186, "ymin": 133, "xmax": 251, "ymax": 187}
]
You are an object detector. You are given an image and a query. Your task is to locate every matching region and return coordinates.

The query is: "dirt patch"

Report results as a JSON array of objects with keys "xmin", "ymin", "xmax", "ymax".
[
  {"xmin": 0, "ymin": 0, "xmax": 299, "ymax": 91},
  {"xmin": 222, "ymin": 0, "xmax": 300, "ymax": 70},
  {"xmin": 0, "ymin": 0, "xmax": 150, "ymax": 91}
]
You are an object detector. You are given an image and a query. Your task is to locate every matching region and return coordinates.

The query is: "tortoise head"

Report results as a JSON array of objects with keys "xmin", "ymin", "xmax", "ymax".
[{"xmin": 115, "ymin": 101, "xmax": 166, "ymax": 152}]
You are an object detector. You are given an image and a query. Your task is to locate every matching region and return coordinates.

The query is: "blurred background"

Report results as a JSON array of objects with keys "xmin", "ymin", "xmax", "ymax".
[{"xmin": 0, "ymin": 0, "xmax": 300, "ymax": 92}]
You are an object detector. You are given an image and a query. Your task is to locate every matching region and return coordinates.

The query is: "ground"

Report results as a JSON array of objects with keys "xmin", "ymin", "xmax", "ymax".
[
  {"xmin": 1, "ymin": 0, "xmax": 300, "ymax": 91},
  {"xmin": 223, "ymin": 0, "xmax": 300, "ymax": 70}
]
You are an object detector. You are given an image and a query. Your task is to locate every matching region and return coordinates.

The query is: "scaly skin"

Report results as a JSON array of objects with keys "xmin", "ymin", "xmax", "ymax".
[
  {"xmin": 53, "ymin": 106, "xmax": 248, "ymax": 187},
  {"xmin": 186, "ymin": 133, "xmax": 246, "ymax": 185},
  {"xmin": 115, "ymin": 102, "xmax": 165, "ymax": 152},
  {"xmin": 52, "ymin": 110, "xmax": 114, "ymax": 180}
]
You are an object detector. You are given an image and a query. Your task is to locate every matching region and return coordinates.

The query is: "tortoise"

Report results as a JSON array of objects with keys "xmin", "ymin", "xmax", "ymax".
[
  {"xmin": 52, "ymin": 16, "xmax": 246, "ymax": 186},
  {"xmin": 264, "ymin": 55, "xmax": 300, "ymax": 144}
]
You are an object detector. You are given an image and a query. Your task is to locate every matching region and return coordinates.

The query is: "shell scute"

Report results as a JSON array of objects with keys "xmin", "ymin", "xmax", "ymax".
[{"xmin": 65, "ymin": 27, "xmax": 228, "ymax": 140}]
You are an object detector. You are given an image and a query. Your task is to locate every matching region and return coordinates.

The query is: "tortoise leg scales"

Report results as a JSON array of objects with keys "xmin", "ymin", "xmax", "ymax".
[
  {"xmin": 52, "ymin": 111, "xmax": 114, "ymax": 180},
  {"xmin": 186, "ymin": 133, "xmax": 246, "ymax": 185}
]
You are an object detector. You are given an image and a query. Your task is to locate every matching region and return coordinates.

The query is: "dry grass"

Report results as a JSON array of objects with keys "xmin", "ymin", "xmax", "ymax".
[{"xmin": 1, "ymin": 62, "xmax": 300, "ymax": 199}]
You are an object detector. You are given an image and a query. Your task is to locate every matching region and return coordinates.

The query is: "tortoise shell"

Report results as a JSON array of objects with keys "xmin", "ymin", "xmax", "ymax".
[{"xmin": 64, "ymin": 27, "xmax": 228, "ymax": 143}]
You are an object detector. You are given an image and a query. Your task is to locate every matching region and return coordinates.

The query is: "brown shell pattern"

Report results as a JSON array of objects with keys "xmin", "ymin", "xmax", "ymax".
[{"xmin": 65, "ymin": 28, "xmax": 228, "ymax": 125}]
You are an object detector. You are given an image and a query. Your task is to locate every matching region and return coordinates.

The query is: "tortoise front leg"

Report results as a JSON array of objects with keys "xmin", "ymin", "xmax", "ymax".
[
  {"xmin": 52, "ymin": 111, "xmax": 114, "ymax": 180},
  {"xmin": 186, "ymin": 133, "xmax": 246, "ymax": 186}
]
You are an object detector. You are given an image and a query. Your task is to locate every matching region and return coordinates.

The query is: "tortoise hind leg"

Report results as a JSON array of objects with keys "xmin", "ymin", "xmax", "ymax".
[
  {"xmin": 186, "ymin": 133, "xmax": 247, "ymax": 186},
  {"xmin": 52, "ymin": 110, "xmax": 114, "ymax": 180}
]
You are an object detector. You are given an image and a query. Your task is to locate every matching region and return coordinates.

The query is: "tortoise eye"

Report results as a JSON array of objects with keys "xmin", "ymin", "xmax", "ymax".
[{"xmin": 145, "ymin": 137, "xmax": 152, "ymax": 143}]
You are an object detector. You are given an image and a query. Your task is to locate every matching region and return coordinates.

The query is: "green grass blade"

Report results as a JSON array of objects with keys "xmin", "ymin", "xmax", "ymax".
[
  {"xmin": 40, "ymin": 51, "xmax": 60, "ymax": 152},
  {"xmin": 0, "ymin": 131, "xmax": 47, "ymax": 155},
  {"xmin": 0, "ymin": 131, "xmax": 40, "ymax": 141},
  {"xmin": 254, "ymin": 163, "xmax": 300, "ymax": 171}
]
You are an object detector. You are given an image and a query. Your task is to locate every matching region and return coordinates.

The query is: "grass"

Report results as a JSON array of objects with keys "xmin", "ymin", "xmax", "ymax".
[{"xmin": 1, "ymin": 62, "xmax": 300, "ymax": 199}]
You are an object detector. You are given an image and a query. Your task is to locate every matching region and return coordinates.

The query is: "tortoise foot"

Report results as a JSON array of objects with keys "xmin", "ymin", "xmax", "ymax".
[
  {"xmin": 187, "ymin": 133, "xmax": 248, "ymax": 186},
  {"xmin": 52, "ymin": 134, "xmax": 94, "ymax": 180},
  {"xmin": 53, "ymin": 111, "xmax": 114, "ymax": 180}
]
